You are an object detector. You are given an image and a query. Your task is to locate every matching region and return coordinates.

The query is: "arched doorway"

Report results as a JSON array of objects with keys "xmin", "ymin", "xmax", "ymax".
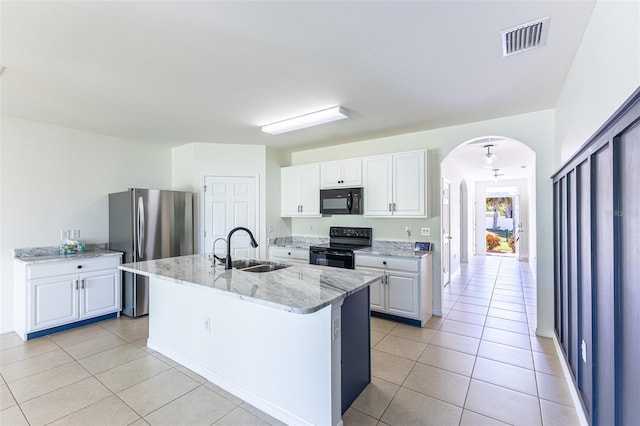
[{"xmin": 440, "ymin": 136, "xmax": 536, "ymax": 287}]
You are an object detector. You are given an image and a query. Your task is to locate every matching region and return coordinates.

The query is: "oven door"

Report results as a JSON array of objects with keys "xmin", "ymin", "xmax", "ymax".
[{"xmin": 309, "ymin": 248, "xmax": 355, "ymax": 269}]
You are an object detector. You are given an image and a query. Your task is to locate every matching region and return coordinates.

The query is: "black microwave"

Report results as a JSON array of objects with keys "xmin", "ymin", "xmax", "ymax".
[{"xmin": 320, "ymin": 188, "xmax": 363, "ymax": 215}]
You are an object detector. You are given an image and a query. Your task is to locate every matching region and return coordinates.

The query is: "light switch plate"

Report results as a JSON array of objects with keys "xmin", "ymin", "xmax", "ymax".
[
  {"xmin": 60, "ymin": 229, "xmax": 70, "ymax": 240},
  {"xmin": 421, "ymin": 227, "xmax": 431, "ymax": 236},
  {"xmin": 71, "ymin": 229, "xmax": 80, "ymax": 239}
]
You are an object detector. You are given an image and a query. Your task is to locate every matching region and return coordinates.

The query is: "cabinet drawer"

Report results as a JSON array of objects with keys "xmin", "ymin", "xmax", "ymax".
[
  {"xmin": 355, "ymin": 255, "xmax": 419, "ymax": 272},
  {"xmin": 269, "ymin": 247, "xmax": 309, "ymax": 262},
  {"xmin": 28, "ymin": 256, "xmax": 121, "ymax": 279}
]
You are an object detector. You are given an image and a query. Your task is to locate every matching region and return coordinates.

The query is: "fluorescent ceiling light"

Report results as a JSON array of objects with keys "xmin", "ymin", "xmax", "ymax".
[{"xmin": 261, "ymin": 106, "xmax": 349, "ymax": 135}]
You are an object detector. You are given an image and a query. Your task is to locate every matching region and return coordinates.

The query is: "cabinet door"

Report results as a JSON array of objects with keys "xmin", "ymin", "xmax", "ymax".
[
  {"xmin": 30, "ymin": 275, "xmax": 79, "ymax": 330},
  {"xmin": 320, "ymin": 159, "xmax": 362, "ymax": 189},
  {"xmin": 320, "ymin": 161, "xmax": 343, "ymax": 188},
  {"xmin": 363, "ymin": 156, "xmax": 393, "ymax": 216},
  {"xmin": 369, "ymin": 279, "xmax": 384, "ymax": 312},
  {"xmin": 80, "ymin": 269, "xmax": 119, "ymax": 319},
  {"xmin": 393, "ymin": 151, "xmax": 425, "ymax": 216},
  {"xmin": 281, "ymin": 166, "xmax": 300, "ymax": 216},
  {"xmin": 340, "ymin": 159, "xmax": 362, "ymax": 187},
  {"xmin": 386, "ymin": 271, "xmax": 420, "ymax": 319},
  {"xmin": 297, "ymin": 164, "xmax": 320, "ymax": 216},
  {"xmin": 355, "ymin": 266, "xmax": 385, "ymax": 312}
]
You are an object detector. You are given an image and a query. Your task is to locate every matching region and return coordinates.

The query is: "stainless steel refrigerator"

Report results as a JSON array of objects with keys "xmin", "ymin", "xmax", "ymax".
[{"xmin": 109, "ymin": 189, "xmax": 194, "ymax": 317}]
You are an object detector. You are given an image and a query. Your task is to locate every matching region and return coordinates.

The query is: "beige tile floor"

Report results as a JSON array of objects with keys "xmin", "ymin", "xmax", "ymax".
[{"xmin": 1, "ymin": 256, "xmax": 581, "ymax": 425}]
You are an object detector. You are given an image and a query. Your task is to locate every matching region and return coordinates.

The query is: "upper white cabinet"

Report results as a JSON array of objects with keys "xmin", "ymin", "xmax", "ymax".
[
  {"xmin": 281, "ymin": 164, "xmax": 321, "ymax": 217},
  {"xmin": 363, "ymin": 150, "xmax": 427, "ymax": 217},
  {"xmin": 320, "ymin": 159, "xmax": 362, "ymax": 189}
]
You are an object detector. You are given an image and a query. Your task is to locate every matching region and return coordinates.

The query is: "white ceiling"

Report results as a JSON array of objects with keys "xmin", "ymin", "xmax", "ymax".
[
  {"xmin": 445, "ymin": 136, "xmax": 536, "ymax": 182},
  {"xmin": 1, "ymin": 1, "xmax": 595, "ymax": 151}
]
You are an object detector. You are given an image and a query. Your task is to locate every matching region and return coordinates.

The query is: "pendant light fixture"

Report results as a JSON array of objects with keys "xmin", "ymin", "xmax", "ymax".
[
  {"xmin": 483, "ymin": 144, "xmax": 498, "ymax": 167},
  {"xmin": 492, "ymin": 168, "xmax": 504, "ymax": 182}
]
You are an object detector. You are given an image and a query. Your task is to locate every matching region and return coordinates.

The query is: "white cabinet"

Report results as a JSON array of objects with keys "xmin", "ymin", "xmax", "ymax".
[
  {"xmin": 281, "ymin": 164, "xmax": 321, "ymax": 217},
  {"xmin": 355, "ymin": 253, "xmax": 432, "ymax": 326},
  {"xmin": 14, "ymin": 255, "xmax": 121, "ymax": 340},
  {"xmin": 363, "ymin": 150, "xmax": 427, "ymax": 217},
  {"xmin": 269, "ymin": 246, "xmax": 310, "ymax": 265},
  {"xmin": 320, "ymin": 159, "xmax": 362, "ymax": 189},
  {"xmin": 31, "ymin": 274, "xmax": 79, "ymax": 331}
]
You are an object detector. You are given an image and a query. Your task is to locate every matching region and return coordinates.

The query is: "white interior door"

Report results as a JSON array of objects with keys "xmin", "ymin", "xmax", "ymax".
[
  {"xmin": 204, "ymin": 176, "xmax": 257, "ymax": 260},
  {"xmin": 442, "ymin": 179, "xmax": 451, "ymax": 286}
]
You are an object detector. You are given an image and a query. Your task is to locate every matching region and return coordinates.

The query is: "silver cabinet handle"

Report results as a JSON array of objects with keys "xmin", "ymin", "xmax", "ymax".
[
  {"xmin": 393, "ymin": 203, "xmax": 397, "ymax": 211},
  {"xmin": 137, "ymin": 196, "xmax": 145, "ymax": 259},
  {"xmin": 74, "ymin": 279, "xmax": 79, "ymax": 290},
  {"xmin": 300, "ymin": 205, "xmax": 303, "ymax": 213},
  {"xmin": 389, "ymin": 203, "xmax": 392, "ymax": 212},
  {"xmin": 81, "ymin": 279, "xmax": 85, "ymax": 289}
]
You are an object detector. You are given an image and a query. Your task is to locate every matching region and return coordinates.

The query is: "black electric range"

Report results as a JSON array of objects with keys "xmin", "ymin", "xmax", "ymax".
[{"xmin": 309, "ymin": 226, "xmax": 372, "ymax": 269}]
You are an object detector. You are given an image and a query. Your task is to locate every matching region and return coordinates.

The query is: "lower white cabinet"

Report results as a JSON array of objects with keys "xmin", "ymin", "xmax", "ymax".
[
  {"xmin": 356, "ymin": 253, "xmax": 432, "ymax": 326},
  {"xmin": 14, "ymin": 255, "xmax": 121, "ymax": 340},
  {"xmin": 268, "ymin": 246, "xmax": 310, "ymax": 265}
]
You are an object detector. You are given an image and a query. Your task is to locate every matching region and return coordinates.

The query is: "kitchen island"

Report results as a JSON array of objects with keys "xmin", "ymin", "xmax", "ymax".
[{"xmin": 120, "ymin": 254, "xmax": 383, "ymax": 426}]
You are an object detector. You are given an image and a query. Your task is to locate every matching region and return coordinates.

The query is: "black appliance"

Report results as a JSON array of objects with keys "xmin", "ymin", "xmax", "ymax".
[
  {"xmin": 309, "ymin": 226, "xmax": 372, "ymax": 269},
  {"xmin": 319, "ymin": 187, "xmax": 363, "ymax": 215}
]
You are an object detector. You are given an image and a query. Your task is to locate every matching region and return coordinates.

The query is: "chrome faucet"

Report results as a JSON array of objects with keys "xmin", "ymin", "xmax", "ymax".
[
  {"xmin": 226, "ymin": 227, "xmax": 259, "ymax": 270},
  {"xmin": 211, "ymin": 237, "xmax": 227, "ymax": 267}
]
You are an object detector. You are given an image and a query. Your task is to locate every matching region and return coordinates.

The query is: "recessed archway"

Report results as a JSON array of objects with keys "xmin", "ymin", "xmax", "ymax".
[{"xmin": 440, "ymin": 136, "xmax": 536, "ymax": 309}]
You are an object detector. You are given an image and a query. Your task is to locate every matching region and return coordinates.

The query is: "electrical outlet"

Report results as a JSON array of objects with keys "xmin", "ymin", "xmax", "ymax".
[
  {"xmin": 421, "ymin": 227, "xmax": 431, "ymax": 236},
  {"xmin": 203, "ymin": 317, "xmax": 211, "ymax": 333},
  {"xmin": 71, "ymin": 229, "xmax": 80, "ymax": 239},
  {"xmin": 60, "ymin": 229, "xmax": 70, "ymax": 240}
]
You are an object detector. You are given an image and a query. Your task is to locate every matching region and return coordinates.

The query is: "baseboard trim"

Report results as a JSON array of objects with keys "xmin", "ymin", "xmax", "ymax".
[
  {"xmin": 551, "ymin": 334, "xmax": 589, "ymax": 426},
  {"xmin": 535, "ymin": 327, "xmax": 555, "ymax": 338}
]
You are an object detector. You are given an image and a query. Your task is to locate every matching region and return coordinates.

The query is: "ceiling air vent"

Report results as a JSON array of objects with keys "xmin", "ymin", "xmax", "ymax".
[{"xmin": 502, "ymin": 17, "xmax": 549, "ymax": 57}]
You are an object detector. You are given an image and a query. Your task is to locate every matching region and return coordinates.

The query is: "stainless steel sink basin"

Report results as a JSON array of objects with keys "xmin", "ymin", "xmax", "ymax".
[
  {"xmin": 231, "ymin": 259, "xmax": 264, "ymax": 269},
  {"xmin": 232, "ymin": 259, "xmax": 290, "ymax": 273}
]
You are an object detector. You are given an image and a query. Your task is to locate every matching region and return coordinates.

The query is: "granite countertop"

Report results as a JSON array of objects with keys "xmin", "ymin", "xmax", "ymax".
[
  {"xmin": 14, "ymin": 244, "xmax": 122, "ymax": 264},
  {"xmin": 120, "ymin": 254, "xmax": 383, "ymax": 314},
  {"xmin": 268, "ymin": 236, "xmax": 328, "ymax": 249},
  {"xmin": 269, "ymin": 236, "xmax": 433, "ymax": 259},
  {"xmin": 355, "ymin": 246, "xmax": 429, "ymax": 258}
]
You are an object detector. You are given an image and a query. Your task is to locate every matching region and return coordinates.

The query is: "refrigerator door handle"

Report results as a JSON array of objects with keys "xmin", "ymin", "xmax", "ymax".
[{"xmin": 137, "ymin": 196, "xmax": 145, "ymax": 259}]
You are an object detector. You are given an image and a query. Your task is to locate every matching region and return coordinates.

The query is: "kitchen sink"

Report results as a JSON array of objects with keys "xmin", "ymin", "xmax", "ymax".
[
  {"xmin": 232, "ymin": 259, "xmax": 290, "ymax": 273},
  {"xmin": 231, "ymin": 259, "xmax": 264, "ymax": 269}
]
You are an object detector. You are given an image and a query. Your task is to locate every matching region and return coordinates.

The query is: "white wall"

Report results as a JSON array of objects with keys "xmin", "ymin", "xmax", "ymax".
[
  {"xmin": 441, "ymin": 160, "xmax": 467, "ymax": 277},
  {"xmin": 555, "ymin": 0, "xmax": 640, "ymax": 164},
  {"xmin": 266, "ymin": 147, "xmax": 292, "ymax": 240},
  {"xmin": 171, "ymin": 143, "xmax": 286, "ymax": 259},
  {"xmin": 290, "ymin": 110, "xmax": 555, "ymax": 331},
  {"xmin": 0, "ymin": 117, "xmax": 171, "ymax": 332}
]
